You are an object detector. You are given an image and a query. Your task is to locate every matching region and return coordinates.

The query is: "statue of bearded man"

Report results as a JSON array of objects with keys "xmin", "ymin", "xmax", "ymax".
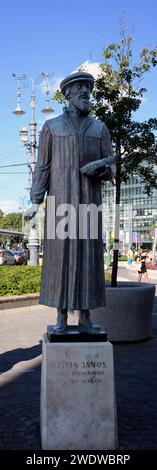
[{"xmin": 25, "ymin": 72, "xmax": 114, "ymax": 334}]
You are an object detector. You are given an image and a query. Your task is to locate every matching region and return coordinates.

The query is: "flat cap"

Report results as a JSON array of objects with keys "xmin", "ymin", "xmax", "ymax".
[{"xmin": 60, "ymin": 72, "xmax": 94, "ymax": 96}]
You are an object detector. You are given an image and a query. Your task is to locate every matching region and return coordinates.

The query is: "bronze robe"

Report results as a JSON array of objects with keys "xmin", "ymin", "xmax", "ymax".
[{"xmin": 31, "ymin": 108, "xmax": 113, "ymax": 309}]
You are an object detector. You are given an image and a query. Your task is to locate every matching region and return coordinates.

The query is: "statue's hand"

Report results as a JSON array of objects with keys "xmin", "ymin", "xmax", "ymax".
[
  {"xmin": 80, "ymin": 161, "xmax": 111, "ymax": 179},
  {"xmin": 80, "ymin": 155, "xmax": 119, "ymax": 179},
  {"xmin": 86, "ymin": 166, "xmax": 109, "ymax": 177},
  {"xmin": 24, "ymin": 203, "xmax": 39, "ymax": 221},
  {"xmin": 80, "ymin": 161, "xmax": 100, "ymax": 176}
]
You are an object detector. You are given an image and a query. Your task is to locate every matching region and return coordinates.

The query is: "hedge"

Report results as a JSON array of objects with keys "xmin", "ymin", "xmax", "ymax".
[
  {"xmin": 118, "ymin": 255, "xmax": 128, "ymax": 261},
  {"xmin": 0, "ymin": 265, "xmax": 111, "ymax": 297},
  {"xmin": 0, "ymin": 266, "xmax": 42, "ymax": 296}
]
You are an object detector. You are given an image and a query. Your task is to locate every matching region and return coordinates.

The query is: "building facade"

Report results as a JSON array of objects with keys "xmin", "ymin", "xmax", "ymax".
[{"xmin": 102, "ymin": 176, "xmax": 157, "ymax": 251}]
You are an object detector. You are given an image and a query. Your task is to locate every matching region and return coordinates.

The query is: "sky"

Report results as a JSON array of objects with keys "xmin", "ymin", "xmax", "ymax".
[{"xmin": 0, "ymin": 0, "xmax": 157, "ymax": 213}]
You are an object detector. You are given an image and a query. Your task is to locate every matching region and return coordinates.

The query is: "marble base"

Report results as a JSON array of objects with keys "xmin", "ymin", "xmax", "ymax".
[{"xmin": 41, "ymin": 334, "xmax": 117, "ymax": 450}]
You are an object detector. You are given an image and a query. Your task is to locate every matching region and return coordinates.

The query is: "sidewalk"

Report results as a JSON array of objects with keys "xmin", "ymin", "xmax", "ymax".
[
  {"xmin": 0, "ymin": 300, "xmax": 157, "ymax": 450},
  {"xmin": 118, "ymin": 261, "xmax": 157, "ymax": 281},
  {"xmin": 117, "ymin": 266, "xmax": 157, "ymax": 294}
]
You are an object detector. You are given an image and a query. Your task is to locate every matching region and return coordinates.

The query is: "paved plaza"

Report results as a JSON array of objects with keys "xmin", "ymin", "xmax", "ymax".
[{"xmin": 0, "ymin": 282, "xmax": 157, "ymax": 450}]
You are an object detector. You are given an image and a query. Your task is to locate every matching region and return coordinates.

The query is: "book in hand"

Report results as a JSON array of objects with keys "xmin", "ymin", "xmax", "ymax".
[{"xmin": 80, "ymin": 154, "xmax": 119, "ymax": 178}]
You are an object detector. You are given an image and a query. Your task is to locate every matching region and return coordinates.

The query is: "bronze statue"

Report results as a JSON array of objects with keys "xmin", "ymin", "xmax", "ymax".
[{"xmin": 25, "ymin": 72, "xmax": 114, "ymax": 334}]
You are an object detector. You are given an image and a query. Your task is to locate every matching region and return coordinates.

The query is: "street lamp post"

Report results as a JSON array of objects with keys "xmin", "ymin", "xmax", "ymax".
[{"xmin": 12, "ymin": 73, "xmax": 53, "ymax": 265}]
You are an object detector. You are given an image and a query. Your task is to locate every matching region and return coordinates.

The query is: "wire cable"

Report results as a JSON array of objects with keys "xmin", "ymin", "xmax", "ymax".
[{"xmin": 0, "ymin": 163, "xmax": 28, "ymax": 168}]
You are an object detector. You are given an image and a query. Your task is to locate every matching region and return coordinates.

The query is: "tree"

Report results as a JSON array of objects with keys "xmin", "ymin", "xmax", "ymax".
[
  {"xmin": 0, "ymin": 212, "xmax": 22, "ymax": 231},
  {"xmin": 93, "ymin": 32, "xmax": 157, "ymax": 286},
  {"xmin": 0, "ymin": 209, "xmax": 4, "ymax": 217}
]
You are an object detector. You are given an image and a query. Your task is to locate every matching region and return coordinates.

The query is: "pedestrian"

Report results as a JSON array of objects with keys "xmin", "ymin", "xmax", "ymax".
[
  {"xmin": 140, "ymin": 250, "xmax": 149, "ymax": 282},
  {"xmin": 135, "ymin": 255, "xmax": 142, "ymax": 282},
  {"xmin": 127, "ymin": 248, "xmax": 133, "ymax": 273}
]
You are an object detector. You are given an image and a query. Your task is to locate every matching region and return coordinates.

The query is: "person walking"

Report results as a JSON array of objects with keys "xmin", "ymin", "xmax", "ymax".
[
  {"xmin": 136, "ymin": 250, "xmax": 149, "ymax": 282},
  {"xmin": 140, "ymin": 250, "xmax": 149, "ymax": 282},
  {"xmin": 135, "ymin": 254, "xmax": 142, "ymax": 282}
]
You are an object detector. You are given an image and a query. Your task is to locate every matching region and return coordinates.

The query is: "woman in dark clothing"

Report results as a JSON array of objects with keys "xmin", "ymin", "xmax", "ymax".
[
  {"xmin": 139, "ymin": 251, "xmax": 149, "ymax": 282},
  {"xmin": 135, "ymin": 255, "xmax": 142, "ymax": 282}
]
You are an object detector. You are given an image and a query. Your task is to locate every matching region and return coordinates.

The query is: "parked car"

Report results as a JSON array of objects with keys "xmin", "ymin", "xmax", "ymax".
[
  {"xmin": 0, "ymin": 249, "xmax": 15, "ymax": 265},
  {"xmin": 12, "ymin": 250, "xmax": 27, "ymax": 265}
]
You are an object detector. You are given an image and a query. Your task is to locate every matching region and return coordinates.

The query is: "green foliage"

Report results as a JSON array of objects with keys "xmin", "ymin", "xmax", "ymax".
[
  {"xmin": 93, "ymin": 33, "xmax": 157, "ymax": 193},
  {"xmin": 0, "ymin": 266, "xmax": 41, "ymax": 296},
  {"xmin": 93, "ymin": 31, "xmax": 157, "ymax": 286},
  {"xmin": 0, "ymin": 212, "xmax": 22, "ymax": 231},
  {"xmin": 105, "ymin": 272, "xmax": 111, "ymax": 282},
  {"xmin": 0, "ymin": 266, "xmax": 111, "ymax": 295},
  {"xmin": 0, "ymin": 209, "xmax": 4, "ymax": 217},
  {"xmin": 118, "ymin": 255, "xmax": 128, "ymax": 261},
  {"xmin": 52, "ymin": 89, "xmax": 67, "ymax": 105}
]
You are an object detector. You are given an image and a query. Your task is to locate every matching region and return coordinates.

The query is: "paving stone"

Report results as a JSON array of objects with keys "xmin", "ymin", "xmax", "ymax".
[{"xmin": 0, "ymin": 300, "xmax": 157, "ymax": 449}]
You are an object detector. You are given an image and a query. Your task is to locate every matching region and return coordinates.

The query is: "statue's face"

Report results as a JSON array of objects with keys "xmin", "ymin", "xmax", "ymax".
[{"xmin": 68, "ymin": 81, "xmax": 91, "ymax": 114}]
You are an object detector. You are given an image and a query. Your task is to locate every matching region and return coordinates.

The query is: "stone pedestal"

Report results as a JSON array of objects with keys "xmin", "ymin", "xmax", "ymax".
[{"xmin": 41, "ymin": 334, "xmax": 117, "ymax": 450}]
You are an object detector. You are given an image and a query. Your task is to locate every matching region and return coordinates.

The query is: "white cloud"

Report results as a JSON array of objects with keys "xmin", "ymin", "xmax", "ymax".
[
  {"xmin": 73, "ymin": 60, "xmax": 101, "ymax": 79},
  {"xmin": 0, "ymin": 199, "xmax": 21, "ymax": 214}
]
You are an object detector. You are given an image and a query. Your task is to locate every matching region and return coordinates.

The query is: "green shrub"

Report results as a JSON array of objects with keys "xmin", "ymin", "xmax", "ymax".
[
  {"xmin": 0, "ymin": 265, "xmax": 111, "ymax": 297},
  {"xmin": 118, "ymin": 255, "xmax": 128, "ymax": 261},
  {"xmin": 0, "ymin": 266, "xmax": 42, "ymax": 296},
  {"xmin": 105, "ymin": 272, "xmax": 111, "ymax": 282}
]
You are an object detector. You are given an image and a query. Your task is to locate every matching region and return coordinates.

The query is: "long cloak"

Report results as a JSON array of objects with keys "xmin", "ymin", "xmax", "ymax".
[{"xmin": 31, "ymin": 108, "xmax": 113, "ymax": 309}]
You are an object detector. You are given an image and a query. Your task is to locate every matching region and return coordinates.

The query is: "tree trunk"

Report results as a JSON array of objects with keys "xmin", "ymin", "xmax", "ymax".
[{"xmin": 111, "ymin": 157, "xmax": 121, "ymax": 287}]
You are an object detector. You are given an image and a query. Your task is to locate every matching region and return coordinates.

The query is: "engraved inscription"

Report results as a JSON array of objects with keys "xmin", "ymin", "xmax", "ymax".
[{"xmin": 52, "ymin": 356, "xmax": 107, "ymax": 385}]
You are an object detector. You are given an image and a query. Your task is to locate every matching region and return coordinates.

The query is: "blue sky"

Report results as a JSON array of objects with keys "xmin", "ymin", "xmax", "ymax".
[{"xmin": 0, "ymin": 0, "xmax": 157, "ymax": 213}]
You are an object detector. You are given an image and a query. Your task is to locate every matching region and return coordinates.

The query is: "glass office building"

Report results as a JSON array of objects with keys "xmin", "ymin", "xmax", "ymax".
[{"xmin": 102, "ymin": 176, "xmax": 157, "ymax": 250}]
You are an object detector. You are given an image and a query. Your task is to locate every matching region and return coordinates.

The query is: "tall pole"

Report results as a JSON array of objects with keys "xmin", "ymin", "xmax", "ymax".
[
  {"xmin": 28, "ymin": 79, "xmax": 39, "ymax": 266},
  {"xmin": 12, "ymin": 72, "xmax": 53, "ymax": 265},
  {"xmin": 29, "ymin": 79, "xmax": 37, "ymax": 178}
]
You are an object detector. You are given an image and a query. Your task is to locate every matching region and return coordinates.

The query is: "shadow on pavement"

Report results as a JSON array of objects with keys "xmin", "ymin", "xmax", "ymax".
[
  {"xmin": 0, "ymin": 342, "xmax": 42, "ymax": 373},
  {"xmin": 0, "ymin": 362, "xmax": 41, "ymax": 450}
]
